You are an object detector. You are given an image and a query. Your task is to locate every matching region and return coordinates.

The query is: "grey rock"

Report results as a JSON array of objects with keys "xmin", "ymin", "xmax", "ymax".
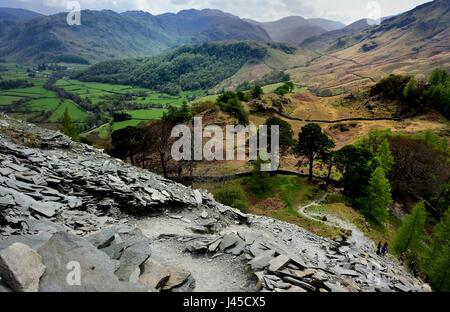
[
  {"xmin": 162, "ymin": 266, "xmax": 191, "ymax": 291},
  {"xmin": 334, "ymin": 267, "xmax": 360, "ymax": 277},
  {"xmin": 0, "ymin": 279, "xmax": 13, "ymax": 292},
  {"xmin": 86, "ymin": 227, "xmax": 117, "ymax": 249},
  {"xmin": 115, "ymin": 240, "xmax": 151, "ymax": 282},
  {"xmin": 30, "ymin": 203, "xmax": 56, "ymax": 218},
  {"xmin": 0, "ymin": 242, "xmax": 46, "ymax": 292},
  {"xmin": 394, "ymin": 283, "xmax": 412, "ymax": 292},
  {"xmin": 100, "ymin": 234, "xmax": 124, "ymax": 260},
  {"xmin": 285, "ymin": 285, "xmax": 308, "ymax": 292},
  {"xmin": 249, "ymin": 249, "xmax": 276, "ymax": 270},
  {"xmin": 38, "ymin": 232, "xmax": 144, "ymax": 292},
  {"xmin": 0, "ymin": 233, "xmax": 51, "ymax": 251},
  {"xmin": 323, "ymin": 281, "xmax": 350, "ymax": 292},
  {"xmin": 274, "ymin": 280, "xmax": 292, "ymax": 289},
  {"xmin": 219, "ymin": 234, "xmax": 239, "ymax": 251},
  {"xmin": 268, "ymin": 254, "xmax": 290, "ymax": 272},
  {"xmin": 227, "ymin": 239, "xmax": 246, "ymax": 256},
  {"xmin": 172, "ymin": 275, "xmax": 196, "ymax": 292},
  {"xmin": 0, "ymin": 195, "xmax": 15, "ymax": 207},
  {"xmin": 139, "ymin": 258, "xmax": 171, "ymax": 290},
  {"xmin": 283, "ymin": 276, "xmax": 316, "ymax": 292},
  {"xmin": 208, "ymin": 239, "xmax": 222, "ymax": 252}
]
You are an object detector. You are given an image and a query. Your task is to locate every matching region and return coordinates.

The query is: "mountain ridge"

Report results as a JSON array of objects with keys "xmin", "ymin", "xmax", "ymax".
[{"xmin": 0, "ymin": 8, "xmax": 270, "ymax": 64}]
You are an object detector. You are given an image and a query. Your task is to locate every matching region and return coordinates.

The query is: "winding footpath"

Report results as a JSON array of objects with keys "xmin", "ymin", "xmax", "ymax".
[{"xmin": 297, "ymin": 193, "xmax": 374, "ymax": 251}]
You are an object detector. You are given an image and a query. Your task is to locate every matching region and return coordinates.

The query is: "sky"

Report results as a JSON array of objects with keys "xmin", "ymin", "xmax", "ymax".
[{"xmin": 1, "ymin": 0, "xmax": 432, "ymax": 24}]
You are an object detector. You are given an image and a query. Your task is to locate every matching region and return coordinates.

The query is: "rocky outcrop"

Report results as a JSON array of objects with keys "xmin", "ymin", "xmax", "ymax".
[
  {"xmin": 0, "ymin": 114, "xmax": 431, "ymax": 292},
  {"xmin": 0, "ymin": 242, "xmax": 45, "ymax": 292}
]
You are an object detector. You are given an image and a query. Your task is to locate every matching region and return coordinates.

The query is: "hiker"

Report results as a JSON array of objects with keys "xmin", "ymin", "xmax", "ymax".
[
  {"xmin": 399, "ymin": 252, "xmax": 406, "ymax": 265},
  {"xmin": 376, "ymin": 241, "xmax": 382, "ymax": 255},
  {"xmin": 381, "ymin": 242, "xmax": 388, "ymax": 256}
]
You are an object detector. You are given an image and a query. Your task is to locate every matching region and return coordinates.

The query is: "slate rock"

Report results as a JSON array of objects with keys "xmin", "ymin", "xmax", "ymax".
[
  {"xmin": 162, "ymin": 266, "xmax": 191, "ymax": 291},
  {"xmin": 37, "ymin": 232, "xmax": 144, "ymax": 292},
  {"xmin": 0, "ymin": 242, "xmax": 46, "ymax": 292},
  {"xmin": 286, "ymin": 285, "xmax": 308, "ymax": 292},
  {"xmin": 208, "ymin": 239, "xmax": 222, "ymax": 252},
  {"xmin": 172, "ymin": 275, "xmax": 196, "ymax": 292},
  {"xmin": 219, "ymin": 234, "xmax": 239, "ymax": 251},
  {"xmin": 249, "ymin": 249, "xmax": 276, "ymax": 270},
  {"xmin": 100, "ymin": 234, "xmax": 124, "ymax": 260},
  {"xmin": 0, "ymin": 279, "xmax": 13, "ymax": 292},
  {"xmin": 268, "ymin": 254, "xmax": 290, "ymax": 272},
  {"xmin": 115, "ymin": 239, "xmax": 152, "ymax": 282},
  {"xmin": 0, "ymin": 233, "xmax": 51, "ymax": 251},
  {"xmin": 283, "ymin": 276, "xmax": 316, "ymax": 292},
  {"xmin": 139, "ymin": 258, "xmax": 171, "ymax": 290},
  {"xmin": 323, "ymin": 281, "xmax": 349, "ymax": 293},
  {"xmin": 86, "ymin": 227, "xmax": 117, "ymax": 249}
]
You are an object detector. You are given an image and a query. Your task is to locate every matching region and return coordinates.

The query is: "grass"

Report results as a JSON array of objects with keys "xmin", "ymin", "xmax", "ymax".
[
  {"xmin": 126, "ymin": 109, "xmax": 167, "ymax": 120},
  {"xmin": 111, "ymin": 119, "xmax": 145, "ymax": 131},
  {"xmin": 194, "ymin": 174, "xmax": 342, "ymax": 239},
  {"xmin": 56, "ymin": 79, "xmax": 201, "ymax": 107},
  {"xmin": 308, "ymin": 197, "xmax": 402, "ymax": 244},
  {"xmin": 0, "ymin": 95, "xmax": 22, "ymax": 106},
  {"xmin": 49, "ymin": 100, "xmax": 87, "ymax": 122},
  {"xmin": 27, "ymin": 98, "xmax": 61, "ymax": 112}
]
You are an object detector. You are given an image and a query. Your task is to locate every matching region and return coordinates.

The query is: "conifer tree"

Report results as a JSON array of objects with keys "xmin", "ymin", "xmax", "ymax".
[
  {"xmin": 424, "ymin": 209, "xmax": 450, "ymax": 292},
  {"xmin": 375, "ymin": 139, "xmax": 394, "ymax": 174},
  {"xmin": 60, "ymin": 107, "xmax": 79, "ymax": 140},
  {"xmin": 393, "ymin": 201, "xmax": 426, "ymax": 255},
  {"xmin": 363, "ymin": 166, "xmax": 392, "ymax": 222}
]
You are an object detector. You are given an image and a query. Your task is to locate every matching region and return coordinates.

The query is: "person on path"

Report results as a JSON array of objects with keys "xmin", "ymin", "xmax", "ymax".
[
  {"xmin": 381, "ymin": 242, "xmax": 389, "ymax": 256},
  {"xmin": 376, "ymin": 241, "xmax": 382, "ymax": 255}
]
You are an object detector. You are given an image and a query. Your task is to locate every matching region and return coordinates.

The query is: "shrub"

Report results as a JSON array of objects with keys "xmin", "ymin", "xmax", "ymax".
[{"xmin": 214, "ymin": 185, "xmax": 248, "ymax": 212}]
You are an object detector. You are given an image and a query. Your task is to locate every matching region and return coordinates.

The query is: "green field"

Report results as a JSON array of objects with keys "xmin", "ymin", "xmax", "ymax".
[
  {"xmin": 55, "ymin": 79, "xmax": 201, "ymax": 107},
  {"xmin": 49, "ymin": 100, "xmax": 87, "ymax": 122},
  {"xmin": 27, "ymin": 98, "xmax": 61, "ymax": 112},
  {"xmin": 110, "ymin": 108, "xmax": 167, "ymax": 131},
  {"xmin": 0, "ymin": 95, "xmax": 21, "ymax": 106}
]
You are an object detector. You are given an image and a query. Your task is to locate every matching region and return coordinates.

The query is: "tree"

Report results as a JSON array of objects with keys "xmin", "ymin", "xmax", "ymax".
[
  {"xmin": 374, "ymin": 139, "xmax": 394, "ymax": 174},
  {"xmin": 265, "ymin": 117, "xmax": 294, "ymax": 153},
  {"xmin": 110, "ymin": 126, "xmax": 141, "ymax": 165},
  {"xmin": 427, "ymin": 69, "xmax": 450, "ymax": 119},
  {"xmin": 250, "ymin": 155, "xmax": 271, "ymax": 195},
  {"xmin": 295, "ymin": 123, "xmax": 335, "ymax": 182},
  {"xmin": 60, "ymin": 107, "xmax": 79, "ymax": 140},
  {"xmin": 424, "ymin": 209, "xmax": 450, "ymax": 291},
  {"xmin": 220, "ymin": 98, "xmax": 249, "ymax": 125},
  {"xmin": 274, "ymin": 82, "xmax": 295, "ymax": 96},
  {"xmin": 163, "ymin": 103, "xmax": 192, "ymax": 125},
  {"xmin": 251, "ymin": 85, "xmax": 263, "ymax": 99},
  {"xmin": 322, "ymin": 151, "xmax": 336, "ymax": 192},
  {"xmin": 388, "ymin": 136, "xmax": 450, "ymax": 209},
  {"xmin": 393, "ymin": 201, "xmax": 426, "ymax": 255},
  {"xmin": 362, "ymin": 167, "xmax": 392, "ymax": 222},
  {"xmin": 335, "ymin": 145, "xmax": 374, "ymax": 198},
  {"xmin": 146, "ymin": 120, "xmax": 173, "ymax": 178}
]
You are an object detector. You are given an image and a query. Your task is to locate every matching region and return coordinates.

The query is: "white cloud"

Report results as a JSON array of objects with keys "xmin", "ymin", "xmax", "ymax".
[{"xmin": 0, "ymin": 0, "xmax": 432, "ymax": 24}]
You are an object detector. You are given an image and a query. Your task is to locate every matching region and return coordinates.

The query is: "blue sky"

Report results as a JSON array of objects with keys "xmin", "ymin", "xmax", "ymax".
[{"xmin": 1, "ymin": 0, "xmax": 432, "ymax": 24}]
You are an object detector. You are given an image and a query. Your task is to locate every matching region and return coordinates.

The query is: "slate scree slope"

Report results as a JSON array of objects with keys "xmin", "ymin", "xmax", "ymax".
[{"xmin": 0, "ymin": 114, "xmax": 430, "ymax": 292}]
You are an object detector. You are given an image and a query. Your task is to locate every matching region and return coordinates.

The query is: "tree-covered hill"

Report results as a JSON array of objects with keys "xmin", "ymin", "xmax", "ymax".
[{"xmin": 75, "ymin": 42, "xmax": 269, "ymax": 94}]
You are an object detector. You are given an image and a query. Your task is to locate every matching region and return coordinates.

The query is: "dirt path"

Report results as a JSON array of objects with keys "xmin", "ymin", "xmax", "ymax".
[
  {"xmin": 297, "ymin": 194, "xmax": 373, "ymax": 251},
  {"xmin": 134, "ymin": 216, "xmax": 258, "ymax": 292}
]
